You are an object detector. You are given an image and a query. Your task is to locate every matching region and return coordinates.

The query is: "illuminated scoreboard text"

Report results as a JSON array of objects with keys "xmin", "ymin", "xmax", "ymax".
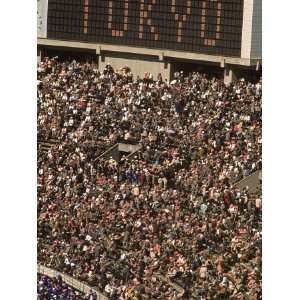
[{"xmin": 47, "ymin": 0, "xmax": 244, "ymax": 57}]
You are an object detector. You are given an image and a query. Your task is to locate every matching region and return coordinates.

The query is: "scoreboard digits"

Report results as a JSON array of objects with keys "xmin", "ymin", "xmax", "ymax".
[{"xmin": 47, "ymin": 0, "xmax": 244, "ymax": 57}]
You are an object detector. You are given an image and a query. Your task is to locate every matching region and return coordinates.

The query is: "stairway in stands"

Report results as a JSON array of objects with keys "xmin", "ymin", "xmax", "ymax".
[{"xmin": 234, "ymin": 169, "xmax": 262, "ymax": 195}]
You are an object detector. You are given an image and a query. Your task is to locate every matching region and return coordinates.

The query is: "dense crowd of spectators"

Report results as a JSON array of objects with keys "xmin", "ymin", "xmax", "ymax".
[
  {"xmin": 37, "ymin": 274, "xmax": 97, "ymax": 300},
  {"xmin": 38, "ymin": 57, "xmax": 262, "ymax": 299}
]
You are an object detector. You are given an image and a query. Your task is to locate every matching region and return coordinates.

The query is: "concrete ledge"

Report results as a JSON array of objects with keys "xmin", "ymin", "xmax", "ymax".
[
  {"xmin": 38, "ymin": 38, "xmax": 260, "ymax": 67},
  {"xmin": 118, "ymin": 143, "xmax": 142, "ymax": 153},
  {"xmin": 94, "ymin": 143, "xmax": 142, "ymax": 162}
]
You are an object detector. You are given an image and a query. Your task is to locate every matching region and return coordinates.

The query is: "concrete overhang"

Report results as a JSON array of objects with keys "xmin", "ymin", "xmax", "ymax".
[{"xmin": 38, "ymin": 38, "xmax": 261, "ymax": 67}]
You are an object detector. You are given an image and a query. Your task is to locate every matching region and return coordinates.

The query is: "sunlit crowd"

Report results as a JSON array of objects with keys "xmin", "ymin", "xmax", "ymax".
[{"xmin": 38, "ymin": 57, "xmax": 262, "ymax": 300}]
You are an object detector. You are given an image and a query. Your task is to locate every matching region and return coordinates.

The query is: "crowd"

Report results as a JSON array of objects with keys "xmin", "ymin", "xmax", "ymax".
[
  {"xmin": 37, "ymin": 274, "xmax": 97, "ymax": 300},
  {"xmin": 37, "ymin": 57, "xmax": 262, "ymax": 299}
]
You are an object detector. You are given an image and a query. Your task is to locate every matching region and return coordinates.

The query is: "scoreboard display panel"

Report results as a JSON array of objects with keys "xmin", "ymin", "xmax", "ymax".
[{"xmin": 47, "ymin": 0, "xmax": 244, "ymax": 57}]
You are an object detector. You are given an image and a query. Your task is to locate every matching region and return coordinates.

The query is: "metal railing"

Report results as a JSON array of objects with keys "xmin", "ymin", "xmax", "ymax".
[
  {"xmin": 94, "ymin": 143, "xmax": 119, "ymax": 162},
  {"xmin": 154, "ymin": 273, "xmax": 185, "ymax": 298},
  {"xmin": 37, "ymin": 264, "xmax": 108, "ymax": 300},
  {"xmin": 94, "ymin": 143, "xmax": 142, "ymax": 162}
]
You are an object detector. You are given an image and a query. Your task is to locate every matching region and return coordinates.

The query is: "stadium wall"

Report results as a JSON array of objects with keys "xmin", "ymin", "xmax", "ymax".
[
  {"xmin": 241, "ymin": 0, "xmax": 262, "ymax": 61},
  {"xmin": 98, "ymin": 53, "xmax": 171, "ymax": 81},
  {"xmin": 251, "ymin": 0, "xmax": 262, "ymax": 59}
]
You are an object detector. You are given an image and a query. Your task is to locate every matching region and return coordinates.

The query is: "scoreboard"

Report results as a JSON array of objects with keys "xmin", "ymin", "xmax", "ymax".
[{"xmin": 46, "ymin": 0, "xmax": 244, "ymax": 57}]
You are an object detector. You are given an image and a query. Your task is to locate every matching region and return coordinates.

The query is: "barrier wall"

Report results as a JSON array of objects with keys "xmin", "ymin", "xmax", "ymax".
[{"xmin": 37, "ymin": 265, "xmax": 108, "ymax": 300}]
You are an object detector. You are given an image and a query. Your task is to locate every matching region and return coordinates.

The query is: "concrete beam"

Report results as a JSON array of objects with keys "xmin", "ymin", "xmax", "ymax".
[
  {"xmin": 241, "ymin": 0, "xmax": 262, "ymax": 61},
  {"xmin": 241, "ymin": 0, "xmax": 254, "ymax": 60},
  {"xmin": 37, "ymin": 38, "xmax": 259, "ymax": 67},
  {"xmin": 38, "ymin": 38, "xmax": 98, "ymax": 51}
]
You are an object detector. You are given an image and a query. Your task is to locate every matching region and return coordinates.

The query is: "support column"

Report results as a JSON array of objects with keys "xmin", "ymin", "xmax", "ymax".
[
  {"xmin": 160, "ymin": 61, "xmax": 171, "ymax": 83},
  {"xmin": 96, "ymin": 46, "xmax": 106, "ymax": 72},
  {"xmin": 158, "ymin": 53, "xmax": 171, "ymax": 82},
  {"xmin": 37, "ymin": 46, "xmax": 43, "ymax": 64},
  {"xmin": 98, "ymin": 54, "xmax": 106, "ymax": 72},
  {"xmin": 224, "ymin": 66, "xmax": 237, "ymax": 84}
]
